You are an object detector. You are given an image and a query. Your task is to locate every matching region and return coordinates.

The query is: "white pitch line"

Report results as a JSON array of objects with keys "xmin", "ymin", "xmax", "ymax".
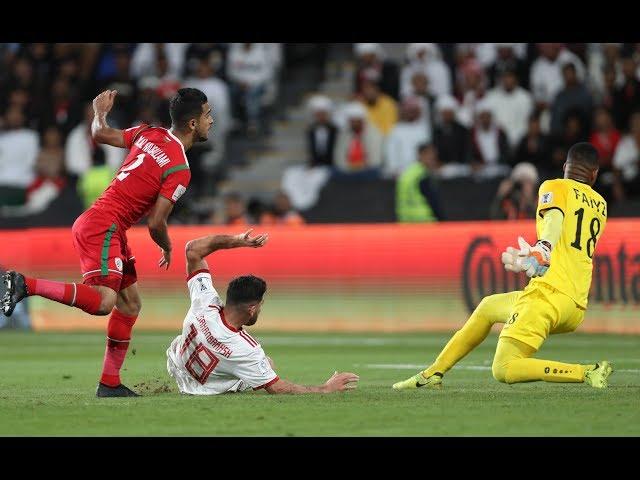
[
  {"xmin": 262, "ymin": 337, "xmax": 449, "ymax": 346},
  {"xmin": 356, "ymin": 363, "xmax": 491, "ymax": 371},
  {"xmin": 357, "ymin": 363, "xmax": 640, "ymax": 373},
  {"xmin": 259, "ymin": 336, "xmax": 640, "ymax": 348}
]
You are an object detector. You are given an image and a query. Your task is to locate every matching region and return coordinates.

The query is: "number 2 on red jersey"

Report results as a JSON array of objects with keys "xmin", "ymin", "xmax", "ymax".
[{"xmin": 117, "ymin": 153, "xmax": 145, "ymax": 182}]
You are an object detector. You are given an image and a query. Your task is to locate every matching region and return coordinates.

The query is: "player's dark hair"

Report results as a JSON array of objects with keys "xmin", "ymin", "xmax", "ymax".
[
  {"xmin": 567, "ymin": 142, "xmax": 599, "ymax": 170},
  {"xmin": 169, "ymin": 88, "xmax": 207, "ymax": 129},
  {"xmin": 226, "ymin": 275, "xmax": 267, "ymax": 306}
]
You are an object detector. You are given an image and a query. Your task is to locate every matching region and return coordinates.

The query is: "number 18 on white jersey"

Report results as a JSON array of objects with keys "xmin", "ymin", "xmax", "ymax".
[{"xmin": 166, "ymin": 270, "xmax": 279, "ymax": 395}]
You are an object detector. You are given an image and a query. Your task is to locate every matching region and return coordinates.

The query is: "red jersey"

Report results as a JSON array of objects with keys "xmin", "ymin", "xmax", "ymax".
[{"xmin": 90, "ymin": 125, "xmax": 191, "ymax": 230}]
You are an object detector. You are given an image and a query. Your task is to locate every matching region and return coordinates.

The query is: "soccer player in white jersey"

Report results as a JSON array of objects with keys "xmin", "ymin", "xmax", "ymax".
[{"xmin": 167, "ymin": 229, "xmax": 360, "ymax": 395}]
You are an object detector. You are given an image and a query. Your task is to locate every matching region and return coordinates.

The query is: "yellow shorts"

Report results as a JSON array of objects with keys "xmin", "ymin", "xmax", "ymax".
[{"xmin": 499, "ymin": 282, "xmax": 585, "ymax": 351}]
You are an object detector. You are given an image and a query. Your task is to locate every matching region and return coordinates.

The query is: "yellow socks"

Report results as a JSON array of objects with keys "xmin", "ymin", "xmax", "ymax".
[
  {"xmin": 421, "ymin": 325, "xmax": 490, "ymax": 378},
  {"xmin": 506, "ymin": 358, "xmax": 585, "ymax": 383},
  {"xmin": 493, "ymin": 337, "xmax": 585, "ymax": 384},
  {"xmin": 421, "ymin": 292, "xmax": 520, "ymax": 378}
]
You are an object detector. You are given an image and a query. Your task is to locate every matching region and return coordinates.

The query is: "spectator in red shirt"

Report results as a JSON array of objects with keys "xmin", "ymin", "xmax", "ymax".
[
  {"xmin": 334, "ymin": 102, "xmax": 384, "ymax": 174},
  {"xmin": 589, "ymin": 107, "xmax": 620, "ymax": 171}
]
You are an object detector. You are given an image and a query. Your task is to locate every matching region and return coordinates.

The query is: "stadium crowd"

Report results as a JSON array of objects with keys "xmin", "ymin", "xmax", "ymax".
[
  {"xmin": 293, "ymin": 43, "xmax": 640, "ymax": 222},
  {"xmin": 1, "ymin": 43, "xmax": 639, "ymax": 227},
  {"xmin": 0, "ymin": 43, "xmax": 284, "ymax": 225}
]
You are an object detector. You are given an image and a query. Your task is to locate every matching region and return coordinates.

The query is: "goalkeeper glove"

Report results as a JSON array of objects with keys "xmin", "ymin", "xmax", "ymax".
[{"xmin": 501, "ymin": 236, "xmax": 552, "ymax": 278}]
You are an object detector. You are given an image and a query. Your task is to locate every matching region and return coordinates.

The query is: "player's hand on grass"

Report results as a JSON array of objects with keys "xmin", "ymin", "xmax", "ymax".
[
  {"xmin": 93, "ymin": 90, "xmax": 117, "ymax": 115},
  {"xmin": 235, "ymin": 229, "xmax": 268, "ymax": 248},
  {"xmin": 501, "ymin": 236, "xmax": 551, "ymax": 278},
  {"xmin": 158, "ymin": 248, "xmax": 171, "ymax": 270},
  {"xmin": 323, "ymin": 371, "xmax": 359, "ymax": 392}
]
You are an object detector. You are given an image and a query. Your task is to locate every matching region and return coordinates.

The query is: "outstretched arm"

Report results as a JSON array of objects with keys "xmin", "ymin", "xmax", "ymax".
[
  {"xmin": 185, "ymin": 229, "xmax": 268, "ymax": 277},
  {"xmin": 91, "ymin": 90, "xmax": 126, "ymax": 148},
  {"xmin": 264, "ymin": 372, "xmax": 359, "ymax": 395}
]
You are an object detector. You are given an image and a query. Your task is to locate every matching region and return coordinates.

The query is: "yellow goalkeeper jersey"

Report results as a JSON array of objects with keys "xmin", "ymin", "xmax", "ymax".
[{"xmin": 530, "ymin": 178, "xmax": 607, "ymax": 308}]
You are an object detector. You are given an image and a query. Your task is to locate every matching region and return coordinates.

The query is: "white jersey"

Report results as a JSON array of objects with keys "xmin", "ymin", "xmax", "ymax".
[{"xmin": 166, "ymin": 269, "xmax": 279, "ymax": 395}]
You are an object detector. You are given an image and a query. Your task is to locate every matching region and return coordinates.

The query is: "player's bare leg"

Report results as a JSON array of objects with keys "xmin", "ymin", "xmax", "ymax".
[
  {"xmin": 2, "ymin": 271, "xmax": 113, "ymax": 317},
  {"xmin": 393, "ymin": 291, "xmax": 521, "ymax": 390},
  {"xmin": 97, "ymin": 283, "xmax": 141, "ymax": 398}
]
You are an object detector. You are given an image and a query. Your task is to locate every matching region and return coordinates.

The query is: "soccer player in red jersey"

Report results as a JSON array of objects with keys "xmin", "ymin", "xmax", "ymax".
[{"xmin": 2, "ymin": 88, "xmax": 213, "ymax": 397}]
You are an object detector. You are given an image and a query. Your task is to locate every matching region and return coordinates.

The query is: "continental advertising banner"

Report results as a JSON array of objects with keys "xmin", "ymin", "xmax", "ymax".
[{"xmin": 0, "ymin": 221, "xmax": 638, "ymax": 333}]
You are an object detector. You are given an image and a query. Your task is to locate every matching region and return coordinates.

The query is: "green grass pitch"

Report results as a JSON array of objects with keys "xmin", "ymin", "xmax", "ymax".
[{"xmin": 0, "ymin": 331, "xmax": 638, "ymax": 436}]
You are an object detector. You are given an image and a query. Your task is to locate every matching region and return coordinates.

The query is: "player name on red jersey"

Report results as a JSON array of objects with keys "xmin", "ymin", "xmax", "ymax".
[
  {"xmin": 134, "ymin": 135, "xmax": 171, "ymax": 168},
  {"xmin": 89, "ymin": 125, "xmax": 191, "ymax": 231}
]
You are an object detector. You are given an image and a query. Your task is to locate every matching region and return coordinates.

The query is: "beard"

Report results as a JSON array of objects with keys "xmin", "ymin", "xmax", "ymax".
[
  {"xmin": 246, "ymin": 313, "xmax": 259, "ymax": 326},
  {"xmin": 196, "ymin": 130, "xmax": 209, "ymax": 142}
]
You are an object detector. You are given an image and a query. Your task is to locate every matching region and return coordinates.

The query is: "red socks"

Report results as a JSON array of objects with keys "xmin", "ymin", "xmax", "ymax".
[
  {"xmin": 23, "ymin": 277, "xmax": 137, "ymax": 387},
  {"xmin": 100, "ymin": 308, "xmax": 138, "ymax": 387},
  {"xmin": 24, "ymin": 277, "xmax": 102, "ymax": 315}
]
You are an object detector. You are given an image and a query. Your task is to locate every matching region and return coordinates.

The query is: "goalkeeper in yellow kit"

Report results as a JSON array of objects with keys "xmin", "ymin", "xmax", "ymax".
[{"xmin": 393, "ymin": 142, "xmax": 613, "ymax": 390}]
